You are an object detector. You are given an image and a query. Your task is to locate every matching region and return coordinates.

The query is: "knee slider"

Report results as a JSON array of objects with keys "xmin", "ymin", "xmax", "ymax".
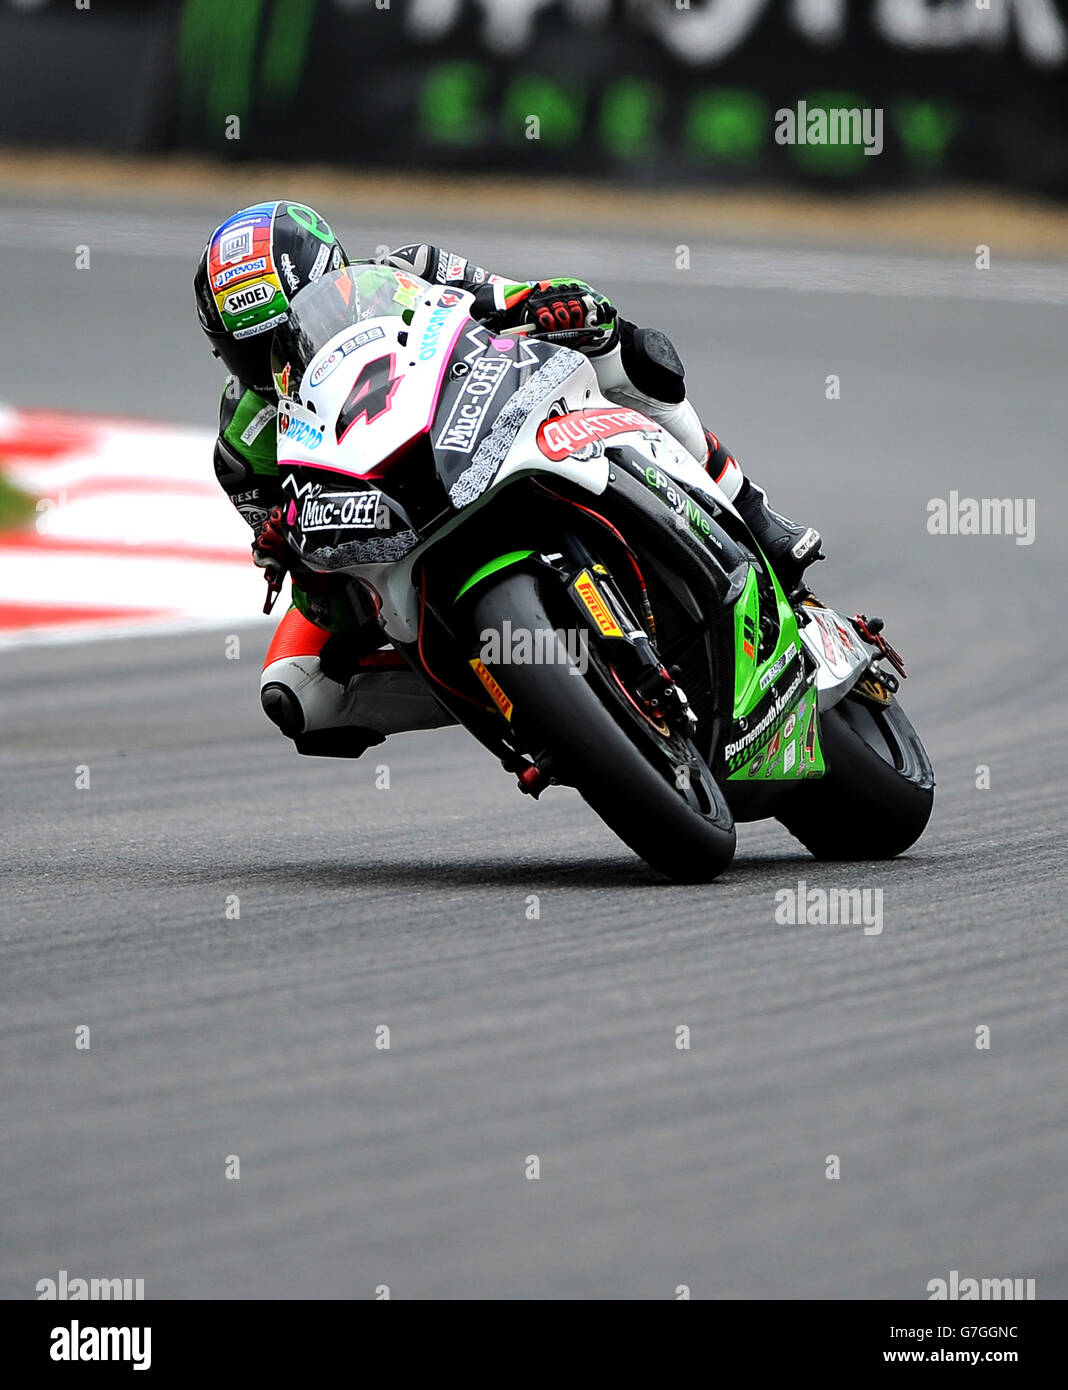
[
  {"xmin": 620, "ymin": 323, "xmax": 686, "ymax": 405},
  {"xmin": 261, "ymin": 682, "xmax": 304, "ymax": 737}
]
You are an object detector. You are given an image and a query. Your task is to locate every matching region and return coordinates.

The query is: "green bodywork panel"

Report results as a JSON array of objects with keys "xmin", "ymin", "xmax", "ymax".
[
  {"xmin": 725, "ymin": 564, "xmax": 824, "ymax": 782},
  {"xmin": 455, "ymin": 549, "xmax": 534, "ymax": 602},
  {"xmin": 639, "ymin": 463, "xmax": 823, "ymax": 782}
]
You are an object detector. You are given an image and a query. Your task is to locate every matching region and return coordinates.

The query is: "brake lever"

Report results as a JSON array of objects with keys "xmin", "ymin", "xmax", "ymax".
[
  {"xmin": 524, "ymin": 327, "xmax": 608, "ymax": 345},
  {"xmin": 262, "ymin": 563, "xmax": 287, "ymax": 614}
]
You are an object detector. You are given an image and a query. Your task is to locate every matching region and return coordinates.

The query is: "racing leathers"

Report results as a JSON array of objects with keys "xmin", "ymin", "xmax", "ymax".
[{"xmin": 211, "ymin": 244, "xmax": 819, "ymax": 757}]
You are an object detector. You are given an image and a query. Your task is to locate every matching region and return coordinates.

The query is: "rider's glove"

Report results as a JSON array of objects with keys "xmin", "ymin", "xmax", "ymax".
[
  {"xmin": 473, "ymin": 279, "xmax": 616, "ymax": 350},
  {"xmin": 251, "ymin": 504, "xmax": 290, "ymax": 579},
  {"xmin": 522, "ymin": 280, "xmax": 614, "ymax": 347}
]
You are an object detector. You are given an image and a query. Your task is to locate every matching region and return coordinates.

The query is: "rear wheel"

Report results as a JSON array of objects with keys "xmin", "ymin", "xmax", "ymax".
[
  {"xmin": 472, "ymin": 569, "xmax": 736, "ymax": 882},
  {"xmin": 776, "ymin": 693, "xmax": 934, "ymax": 859}
]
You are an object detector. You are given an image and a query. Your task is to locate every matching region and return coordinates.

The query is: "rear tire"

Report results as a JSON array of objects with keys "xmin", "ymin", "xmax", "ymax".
[
  {"xmin": 472, "ymin": 570, "xmax": 736, "ymax": 882},
  {"xmin": 776, "ymin": 693, "xmax": 934, "ymax": 859}
]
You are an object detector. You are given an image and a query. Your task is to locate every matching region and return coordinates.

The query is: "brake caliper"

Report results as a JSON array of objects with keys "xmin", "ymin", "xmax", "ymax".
[{"xmin": 634, "ymin": 664, "xmax": 699, "ymax": 731}]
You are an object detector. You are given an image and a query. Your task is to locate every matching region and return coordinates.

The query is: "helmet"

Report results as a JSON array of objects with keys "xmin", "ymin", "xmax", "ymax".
[{"xmin": 194, "ymin": 200, "xmax": 348, "ymax": 396}]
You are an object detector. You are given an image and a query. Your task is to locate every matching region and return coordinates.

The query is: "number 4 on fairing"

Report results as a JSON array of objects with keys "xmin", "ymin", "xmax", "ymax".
[{"xmin": 336, "ymin": 354, "xmax": 401, "ymax": 442}]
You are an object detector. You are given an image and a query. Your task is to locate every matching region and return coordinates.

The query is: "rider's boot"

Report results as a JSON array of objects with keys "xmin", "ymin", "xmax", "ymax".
[
  {"xmin": 702, "ymin": 429, "xmax": 823, "ymax": 592},
  {"xmin": 731, "ymin": 476, "xmax": 823, "ymax": 592},
  {"xmin": 259, "ymin": 608, "xmax": 456, "ymax": 757}
]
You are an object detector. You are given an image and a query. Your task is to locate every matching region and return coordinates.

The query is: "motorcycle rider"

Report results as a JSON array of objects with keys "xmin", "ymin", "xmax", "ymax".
[{"xmin": 194, "ymin": 200, "xmax": 822, "ymax": 758}]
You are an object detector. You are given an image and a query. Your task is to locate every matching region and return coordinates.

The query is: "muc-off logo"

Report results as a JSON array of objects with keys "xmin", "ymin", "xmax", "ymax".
[
  {"xmin": 435, "ymin": 357, "xmax": 510, "ymax": 453},
  {"xmin": 278, "ymin": 411, "xmax": 322, "ymax": 450},
  {"xmin": 213, "ymin": 256, "xmax": 267, "ymax": 291},
  {"xmin": 299, "ymin": 491, "xmax": 384, "ymax": 532}
]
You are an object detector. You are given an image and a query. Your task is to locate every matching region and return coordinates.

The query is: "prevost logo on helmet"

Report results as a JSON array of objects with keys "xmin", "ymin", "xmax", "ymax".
[
  {"xmin": 537, "ymin": 407, "xmax": 655, "ymax": 461},
  {"xmin": 214, "ymin": 256, "xmax": 268, "ymax": 291}
]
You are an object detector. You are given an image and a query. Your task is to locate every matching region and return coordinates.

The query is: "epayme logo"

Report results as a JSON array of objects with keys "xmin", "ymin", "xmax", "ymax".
[
  {"xmin": 928, "ymin": 1270, "xmax": 1036, "ymax": 1300},
  {"xmin": 774, "ymin": 101, "xmax": 883, "ymax": 156},
  {"xmin": 479, "ymin": 621, "xmax": 589, "ymax": 675},
  {"xmin": 50, "ymin": 1322, "xmax": 151, "ymax": 1371},
  {"xmin": 775, "ymin": 879, "xmax": 883, "ymax": 935}
]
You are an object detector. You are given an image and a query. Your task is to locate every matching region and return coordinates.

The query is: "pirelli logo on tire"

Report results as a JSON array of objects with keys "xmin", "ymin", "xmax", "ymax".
[
  {"xmin": 470, "ymin": 657, "xmax": 513, "ymax": 721},
  {"xmin": 573, "ymin": 569, "xmax": 624, "ymax": 639}
]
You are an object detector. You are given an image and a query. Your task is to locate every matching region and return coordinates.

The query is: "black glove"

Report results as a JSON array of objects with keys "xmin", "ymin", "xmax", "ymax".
[
  {"xmin": 523, "ymin": 281, "xmax": 612, "ymax": 345},
  {"xmin": 472, "ymin": 280, "xmax": 615, "ymax": 349},
  {"xmin": 251, "ymin": 504, "xmax": 290, "ymax": 579}
]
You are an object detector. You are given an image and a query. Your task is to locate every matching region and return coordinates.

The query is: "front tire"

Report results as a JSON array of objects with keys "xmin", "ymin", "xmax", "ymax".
[
  {"xmin": 776, "ymin": 693, "xmax": 934, "ymax": 859},
  {"xmin": 472, "ymin": 570, "xmax": 736, "ymax": 882}
]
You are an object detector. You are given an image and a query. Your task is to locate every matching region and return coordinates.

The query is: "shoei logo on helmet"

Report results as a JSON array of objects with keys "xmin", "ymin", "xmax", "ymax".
[{"xmin": 223, "ymin": 281, "xmax": 274, "ymax": 315}]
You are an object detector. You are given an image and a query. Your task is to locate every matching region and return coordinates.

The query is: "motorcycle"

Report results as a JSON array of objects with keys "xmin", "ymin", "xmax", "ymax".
[{"xmin": 267, "ymin": 264, "xmax": 934, "ymax": 882}]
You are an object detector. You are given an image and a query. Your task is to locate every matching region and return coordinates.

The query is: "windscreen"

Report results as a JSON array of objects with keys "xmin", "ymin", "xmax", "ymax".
[{"xmin": 270, "ymin": 264, "xmax": 427, "ymax": 394}]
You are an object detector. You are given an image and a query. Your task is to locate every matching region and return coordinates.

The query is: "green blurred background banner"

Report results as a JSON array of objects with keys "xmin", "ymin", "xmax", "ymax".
[{"xmin": 2, "ymin": 0, "xmax": 1067, "ymax": 195}]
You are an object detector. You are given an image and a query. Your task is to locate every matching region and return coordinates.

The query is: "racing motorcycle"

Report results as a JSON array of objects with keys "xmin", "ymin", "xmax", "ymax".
[{"xmin": 268, "ymin": 264, "xmax": 934, "ymax": 882}]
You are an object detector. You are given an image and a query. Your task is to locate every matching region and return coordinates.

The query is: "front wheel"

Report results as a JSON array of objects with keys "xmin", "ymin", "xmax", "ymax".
[
  {"xmin": 776, "ymin": 693, "xmax": 934, "ymax": 859},
  {"xmin": 471, "ymin": 570, "xmax": 736, "ymax": 883}
]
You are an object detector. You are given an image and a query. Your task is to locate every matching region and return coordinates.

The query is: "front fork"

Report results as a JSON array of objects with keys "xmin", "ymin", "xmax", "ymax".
[{"xmin": 538, "ymin": 533, "xmax": 699, "ymax": 741}]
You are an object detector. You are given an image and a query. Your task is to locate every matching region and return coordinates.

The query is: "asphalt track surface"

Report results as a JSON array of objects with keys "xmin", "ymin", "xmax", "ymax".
[{"xmin": 1, "ymin": 195, "xmax": 1065, "ymax": 1299}]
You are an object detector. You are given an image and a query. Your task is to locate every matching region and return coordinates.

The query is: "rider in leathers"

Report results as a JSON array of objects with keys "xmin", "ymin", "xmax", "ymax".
[{"xmin": 195, "ymin": 202, "xmax": 822, "ymax": 758}]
